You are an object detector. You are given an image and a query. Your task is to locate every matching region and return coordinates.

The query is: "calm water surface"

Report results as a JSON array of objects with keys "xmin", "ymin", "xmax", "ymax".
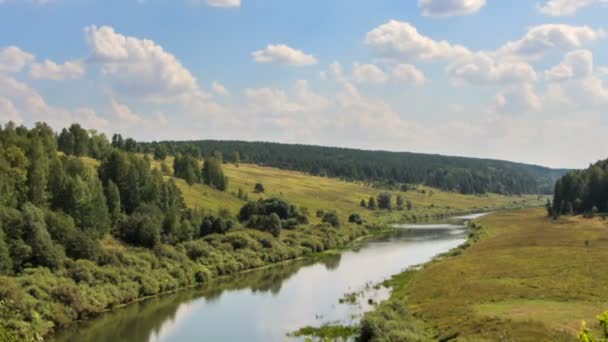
[{"xmin": 52, "ymin": 216, "xmax": 479, "ymax": 342}]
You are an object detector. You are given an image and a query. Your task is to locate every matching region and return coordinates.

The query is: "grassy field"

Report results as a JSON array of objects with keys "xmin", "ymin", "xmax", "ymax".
[
  {"xmin": 400, "ymin": 208, "xmax": 608, "ymax": 341},
  {"xmin": 145, "ymin": 155, "xmax": 543, "ymax": 225}
]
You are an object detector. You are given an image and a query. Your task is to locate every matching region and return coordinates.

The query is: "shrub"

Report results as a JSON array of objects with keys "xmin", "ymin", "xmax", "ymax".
[
  {"xmin": 322, "ymin": 211, "xmax": 340, "ymax": 228},
  {"xmin": 348, "ymin": 213, "xmax": 363, "ymax": 225}
]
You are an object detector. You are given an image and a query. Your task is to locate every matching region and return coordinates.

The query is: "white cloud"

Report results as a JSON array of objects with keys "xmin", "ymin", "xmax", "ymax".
[
  {"xmin": 494, "ymin": 84, "xmax": 543, "ymax": 113},
  {"xmin": 204, "ymin": 0, "xmax": 240, "ymax": 7},
  {"xmin": 365, "ymin": 20, "xmax": 471, "ymax": 62},
  {"xmin": 537, "ymin": 0, "xmax": 608, "ymax": 16},
  {"xmin": 245, "ymin": 87, "xmax": 301, "ymax": 114},
  {"xmin": 30, "ymin": 59, "xmax": 85, "ymax": 80},
  {"xmin": 106, "ymin": 98, "xmax": 168, "ymax": 128},
  {"xmin": 599, "ymin": 66, "xmax": 608, "ymax": 75},
  {"xmin": 252, "ymin": 44, "xmax": 317, "ymax": 66},
  {"xmin": 545, "ymin": 49, "xmax": 593, "ymax": 81},
  {"xmin": 419, "ymin": 0, "xmax": 486, "ymax": 17},
  {"xmin": 211, "ymin": 81, "xmax": 229, "ymax": 96},
  {"xmin": 85, "ymin": 25, "xmax": 203, "ymax": 102},
  {"xmin": 447, "ymin": 52, "xmax": 538, "ymax": 84},
  {"xmin": 0, "ymin": 46, "xmax": 34, "ymax": 73},
  {"xmin": 392, "ymin": 64, "xmax": 426, "ymax": 84},
  {"xmin": 0, "ymin": 74, "xmax": 107, "ymax": 129},
  {"xmin": 0, "ymin": 97, "xmax": 22, "ymax": 124},
  {"xmin": 352, "ymin": 62, "xmax": 388, "ymax": 85},
  {"xmin": 496, "ymin": 24, "xmax": 605, "ymax": 59}
]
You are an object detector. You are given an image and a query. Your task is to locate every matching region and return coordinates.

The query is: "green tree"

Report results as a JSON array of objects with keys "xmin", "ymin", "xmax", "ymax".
[
  {"xmin": 26, "ymin": 138, "xmax": 49, "ymax": 206},
  {"xmin": 154, "ymin": 144, "xmax": 169, "ymax": 161},
  {"xmin": 267, "ymin": 213, "xmax": 282, "ymax": 237},
  {"xmin": 368, "ymin": 197, "xmax": 376, "ymax": 210},
  {"xmin": 406, "ymin": 200, "xmax": 413, "ymax": 211},
  {"xmin": 377, "ymin": 192, "xmax": 392, "ymax": 210},
  {"xmin": 322, "ymin": 211, "xmax": 341, "ymax": 227},
  {"xmin": 254, "ymin": 183, "xmax": 265, "ymax": 193},
  {"xmin": 396, "ymin": 195, "xmax": 404, "ymax": 210},
  {"xmin": 233, "ymin": 151, "xmax": 240, "ymax": 167},
  {"xmin": 202, "ymin": 157, "xmax": 228, "ymax": 191},
  {"xmin": 360, "ymin": 199, "xmax": 366, "ymax": 208},
  {"xmin": 57, "ymin": 128, "xmax": 75, "ymax": 155},
  {"xmin": 0, "ymin": 227, "xmax": 12, "ymax": 275},
  {"xmin": 69, "ymin": 123, "xmax": 89, "ymax": 157},
  {"xmin": 21, "ymin": 203, "xmax": 64, "ymax": 269}
]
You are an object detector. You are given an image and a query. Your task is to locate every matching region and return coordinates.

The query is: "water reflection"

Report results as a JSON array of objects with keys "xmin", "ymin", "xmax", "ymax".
[{"xmin": 52, "ymin": 220, "xmax": 470, "ymax": 342}]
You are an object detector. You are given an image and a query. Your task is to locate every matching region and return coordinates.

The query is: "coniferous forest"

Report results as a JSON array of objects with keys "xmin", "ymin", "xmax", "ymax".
[
  {"xmin": 551, "ymin": 158, "xmax": 608, "ymax": 216},
  {"xmin": 148, "ymin": 140, "xmax": 568, "ymax": 195}
]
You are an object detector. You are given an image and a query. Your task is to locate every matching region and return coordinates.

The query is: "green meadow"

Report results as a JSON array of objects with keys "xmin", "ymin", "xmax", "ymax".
[{"xmin": 367, "ymin": 208, "xmax": 608, "ymax": 341}]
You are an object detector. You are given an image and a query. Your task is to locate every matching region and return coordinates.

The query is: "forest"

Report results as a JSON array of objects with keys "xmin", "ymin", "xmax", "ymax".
[
  {"xmin": 0, "ymin": 122, "xmax": 369, "ymax": 341},
  {"xmin": 551, "ymin": 158, "xmax": 608, "ymax": 216},
  {"xmin": 144, "ymin": 140, "xmax": 568, "ymax": 195}
]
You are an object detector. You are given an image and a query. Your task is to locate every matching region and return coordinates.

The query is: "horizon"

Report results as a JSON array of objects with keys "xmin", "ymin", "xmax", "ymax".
[{"xmin": 1, "ymin": 0, "xmax": 608, "ymax": 169}]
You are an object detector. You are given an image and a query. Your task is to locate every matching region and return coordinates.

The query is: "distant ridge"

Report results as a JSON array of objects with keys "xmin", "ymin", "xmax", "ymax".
[{"xmin": 149, "ymin": 140, "xmax": 570, "ymax": 195}]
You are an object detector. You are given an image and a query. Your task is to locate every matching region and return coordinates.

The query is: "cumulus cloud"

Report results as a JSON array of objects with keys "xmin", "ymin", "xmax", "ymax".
[
  {"xmin": 419, "ymin": 0, "xmax": 486, "ymax": 17},
  {"xmin": 352, "ymin": 63, "xmax": 388, "ymax": 85},
  {"xmin": 496, "ymin": 24, "xmax": 605, "ymax": 59},
  {"xmin": 599, "ymin": 66, "xmax": 608, "ymax": 75},
  {"xmin": 30, "ymin": 59, "xmax": 85, "ymax": 80},
  {"xmin": 365, "ymin": 20, "xmax": 471, "ymax": 62},
  {"xmin": 211, "ymin": 81, "xmax": 229, "ymax": 96},
  {"xmin": 447, "ymin": 52, "xmax": 537, "ymax": 84},
  {"xmin": 0, "ymin": 46, "xmax": 34, "ymax": 73},
  {"xmin": 0, "ymin": 74, "xmax": 107, "ymax": 129},
  {"xmin": 494, "ymin": 84, "xmax": 543, "ymax": 113},
  {"xmin": 537, "ymin": 0, "xmax": 607, "ymax": 16},
  {"xmin": 0, "ymin": 97, "xmax": 22, "ymax": 124},
  {"xmin": 245, "ymin": 87, "xmax": 302, "ymax": 114},
  {"xmin": 204, "ymin": 0, "xmax": 240, "ymax": 7},
  {"xmin": 252, "ymin": 44, "xmax": 317, "ymax": 66},
  {"xmin": 545, "ymin": 49, "xmax": 593, "ymax": 81},
  {"xmin": 392, "ymin": 64, "xmax": 426, "ymax": 84},
  {"xmin": 85, "ymin": 25, "xmax": 203, "ymax": 102}
]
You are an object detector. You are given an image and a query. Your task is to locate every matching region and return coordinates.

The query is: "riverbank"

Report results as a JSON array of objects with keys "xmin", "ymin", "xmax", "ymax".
[{"xmin": 361, "ymin": 208, "xmax": 608, "ymax": 341}]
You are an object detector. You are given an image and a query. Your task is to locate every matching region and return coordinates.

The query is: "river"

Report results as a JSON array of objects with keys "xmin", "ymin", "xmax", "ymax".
[{"xmin": 51, "ymin": 215, "xmax": 478, "ymax": 342}]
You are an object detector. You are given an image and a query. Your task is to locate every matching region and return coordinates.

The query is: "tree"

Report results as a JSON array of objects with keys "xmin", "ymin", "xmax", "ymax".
[
  {"xmin": 254, "ymin": 183, "xmax": 265, "ymax": 193},
  {"xmin": 406, "ymin": 200, "xmax": 413, "ymax": 211},
  {"xmin": 154, "ymin": 144, "xmax": 168, "ymax": 161},
  {"xmin": 57, "ymin": 128, "xmax": 75, "ymax": 155},
  {"xmin": 233, "ymin": 151, "xmax": 240, "ymax": 167},
  {"xmin": 267, "ymin": 213, "xmax": 282, "ymax": 237},
  {"xmin": 322, "ymin": 211, "xmax": 340, "ymax": 227},
  {"xmin": 0, "ymin": 227, "xmax": 12, "ymax": 275},
  {"xmin": 360, "ymin": 199, "xmax": 366, "ymax": 208},
  {"xmin": 546, "ymin": 199, "xmax": 552, "ymax": 217},
  {"xmin": 202, "ymin": 157, "xmax": 228, "ymax": 191},
  {"xmin": 368, "ymin": 197, "xmax": 377, "ymax": 210},
  {"xmin": 396, "ymin": 195, "xmax": 404, "ymax": 210},
  {"xmin": 377, "ymin": 192, "xmax": 392, "ymax": 210},
  {"xmin": 26, "ymin": 139, "xmax": 48, "ymax": 206},
  {"xmin": 21, "ymin": 203, "xmax": 64, "ymax": 269},
  {"xmin": 69, "ymin": 123, "xmax": 89, "ymax": 157},
  {"xmin": 348, "ymin": 213, "xmax": 363, "ymax": 225}
]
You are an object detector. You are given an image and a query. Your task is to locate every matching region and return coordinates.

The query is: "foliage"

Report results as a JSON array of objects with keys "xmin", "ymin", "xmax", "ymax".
[
  {"xmin": 377, "ymin": 192, "xmax": 392, "ymax": 210},
  {"xmin": 553, "ymin": 160, "xmax": 608, "ymax": 216},
  {"xmin": 147, "ymin": 140, "xmax": 567, "ymax": 194},
  {"xmin": 202, "ymin": 157, "xmax": 228, "ymax": 191}
]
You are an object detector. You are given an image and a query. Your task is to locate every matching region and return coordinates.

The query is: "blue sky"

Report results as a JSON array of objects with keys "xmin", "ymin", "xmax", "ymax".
[{"xmin": 1, "ymin": 0, "xmax": 607, "ymax": 168}]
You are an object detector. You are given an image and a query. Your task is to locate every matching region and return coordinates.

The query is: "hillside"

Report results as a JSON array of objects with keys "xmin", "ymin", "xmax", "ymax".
[
  {"xmin": 148, "ymin": 140, "xmax": 569, "ymax": 195},
  {"xmin": 146, "ymin": 156, "xmax": 543, "ymax": 225}
]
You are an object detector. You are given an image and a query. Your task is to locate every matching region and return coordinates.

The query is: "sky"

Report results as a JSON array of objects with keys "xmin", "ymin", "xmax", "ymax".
[{"xmin": 0, "ymin": 0, "xmax": 607, "ymax": 169}]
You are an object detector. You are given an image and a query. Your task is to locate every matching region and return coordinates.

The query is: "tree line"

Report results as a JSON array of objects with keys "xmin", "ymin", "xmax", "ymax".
[
  {"xmin": 551, "ymin": 158, "xmax": 608, "ymax": 216},
  {"xmin": 142, "ymin": 140, "xmax": 567, "ymax": 195}
]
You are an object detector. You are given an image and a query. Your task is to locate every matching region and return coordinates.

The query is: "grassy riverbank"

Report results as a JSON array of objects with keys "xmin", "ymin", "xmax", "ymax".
[{"xmin": 362, "ymin": 208, "xmax": 608, "ymax": 341}]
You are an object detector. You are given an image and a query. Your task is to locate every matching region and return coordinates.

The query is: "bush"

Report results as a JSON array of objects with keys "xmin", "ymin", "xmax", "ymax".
[
  {"xmin": 348, "ymin": 213, "xmax": 363, "ymax": 225},
  {"xmin": 254, "ymin": 183, "xmax": 265, "ymax": 193},
  {"xmin": 322, "ymin": 211, "xmax": 341, "ymax": 228}
]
